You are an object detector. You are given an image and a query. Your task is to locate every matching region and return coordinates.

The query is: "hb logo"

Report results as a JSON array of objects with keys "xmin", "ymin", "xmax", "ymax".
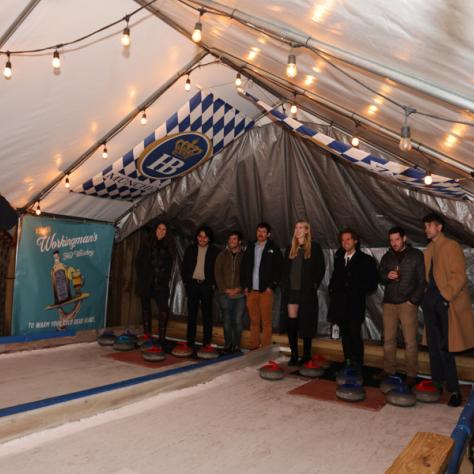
[{"xmin": 137, "ymin": 132, "xmax": 213, "ymax": 180}]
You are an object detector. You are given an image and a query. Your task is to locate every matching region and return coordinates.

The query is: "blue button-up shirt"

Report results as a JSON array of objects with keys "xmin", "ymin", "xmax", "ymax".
[{"xmin": 252, "ymin": 242, "xmax": 266, "ymax": 290}]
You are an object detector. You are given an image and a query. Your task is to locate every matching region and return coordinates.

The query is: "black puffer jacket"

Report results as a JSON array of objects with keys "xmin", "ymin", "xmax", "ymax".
[{"xmin": 379, "ymin": 245, "xmax": 425, "ymax": 305}]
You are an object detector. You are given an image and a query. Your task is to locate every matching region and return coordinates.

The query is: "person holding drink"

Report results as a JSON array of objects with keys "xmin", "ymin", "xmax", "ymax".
[{"xmin": 378, "ymin": 226, "xmax": 425, "ymax": 386}]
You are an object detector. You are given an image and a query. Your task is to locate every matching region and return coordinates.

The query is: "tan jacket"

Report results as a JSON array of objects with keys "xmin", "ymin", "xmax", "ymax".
[
  {"xmin": 214, "ymin": 247, "xmax": 243, "ymax": 293},
  {"xmin": 423, "ymin": 233, "xmax": 474, "ymax": 352}
]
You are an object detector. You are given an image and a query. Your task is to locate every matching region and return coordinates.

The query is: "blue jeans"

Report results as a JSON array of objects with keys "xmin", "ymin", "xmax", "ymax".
[{"xmin": 217, "ymin": 293, "xmax": 245, "ymax": 348}]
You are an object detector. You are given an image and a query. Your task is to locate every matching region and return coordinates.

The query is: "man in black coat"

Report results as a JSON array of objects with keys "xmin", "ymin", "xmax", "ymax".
[
  {"xmin": 328, "ymin": 228, "xmax": 378, "ymax": 367},
  {"xmin": 378, "ymin": 226, "xmax": 425, "ymax": 385},
  {"xmin": 240, "ymin": 222, "xmax": 282, "ymax": 349},
  {"xmin": 181, "ymin": 225, "xmax": 219, "ymax": 349}
]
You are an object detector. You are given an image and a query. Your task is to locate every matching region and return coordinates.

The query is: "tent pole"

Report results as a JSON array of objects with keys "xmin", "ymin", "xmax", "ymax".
[
  {"xmin": 0, "ymin": 0, "xmax": 42, "ymax": 48},
  {"xmin": 21, "ymin": 50, "xmax": 208, "ymax": 212},
  {"xmin": 190, "ymin": 0, "xmax": 474, "ymax": 113}
]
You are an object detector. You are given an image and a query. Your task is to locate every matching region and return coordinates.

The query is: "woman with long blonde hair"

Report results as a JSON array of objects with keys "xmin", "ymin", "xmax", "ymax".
[{"xmin": 281, "ymin": 220, "xmax": 325, "ymax": 365}]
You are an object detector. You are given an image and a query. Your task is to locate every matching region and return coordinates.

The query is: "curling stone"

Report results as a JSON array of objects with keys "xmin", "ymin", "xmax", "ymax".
[
  {"xmin": 414, "ymin": 380, "xmax": 441, "ymax": 403},
  {"xmin": 336, "ymin": 382, "xmax": 366, "ymax": 402},
  {"xmin": 197, "ymin": 344, "xmax": 219, "ymax": 360},
  {"xmin": 137, "ymin": 334, "xmax": 151, "ymax": 348},
  {"xmin": 312, "ymin": 354, "xmax": 331, "ymax": 370},
  {"xmin": 336, "ymin": 367, "xmax": 363, "ymax": 386},
  {"xmin": 97, "ymin": 330, "xmax": 116, "ymax": 346},
  {"xmin": 259, "ymin": 361, "xmax": 285, "ymax": 381},
  {"xmin": 113, "ymin": 332, "xmax": 137, "ymax": 351},
  {"xmin": 140, "ymin": 338, "xmax": 155, "ymax": 352},
  {"xmin": 171, "ymin": 342, "xmax": 193, "ymax": 358},
  {"xmin": 142, "ymin": 344, "xmax": 166, "ymax": 362},
  {"xmin": 299, "ymin": 360, "xmax": 325, "ymax": 378},
  {"xmin": 385, "ymin": 385, "xmax": 416, "ymax": 407},
  {"xmin": 380, "ymin": 375, "xmax": 404, "ymax": 394}
]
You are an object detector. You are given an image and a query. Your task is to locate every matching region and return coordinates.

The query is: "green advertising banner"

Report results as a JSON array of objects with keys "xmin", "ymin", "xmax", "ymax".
[{"xmin": 12, "ymin": 215, "xmax": 115, "ymax": 336}]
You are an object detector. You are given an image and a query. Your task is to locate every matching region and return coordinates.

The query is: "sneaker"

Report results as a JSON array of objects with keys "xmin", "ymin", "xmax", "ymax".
[
  {"xmin": 288, "ymin": 355, "xmax": 299, "ymax": 366},
  {"xmin": 447, "ymin": 392, "xmax": 462, "ymax": 407},
  {"xmin": 373, "ymin": 370, "xmax": 392, "ymax": 381}
]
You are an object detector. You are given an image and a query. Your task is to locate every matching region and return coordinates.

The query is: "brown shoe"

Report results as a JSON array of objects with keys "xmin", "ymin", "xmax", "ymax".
[
  {"xmin": 405, "ymin": 376, "xmax": 417, "ymax": 388},
  {"xmin": 373, "ymin": 370, "xmax": 392, "ymax": 381}
]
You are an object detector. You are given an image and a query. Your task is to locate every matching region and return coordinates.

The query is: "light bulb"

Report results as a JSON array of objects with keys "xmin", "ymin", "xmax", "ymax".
[
  {"xmin": 399, "ymin": 125, "xmax": 412, "ymax": 151},
  {"xmin": 102, "ymin": 145, "xmax": 108, "ymax": 159},
  {"xmin": 286, "ymin": 54, "xmax": 297, "ymax": 78},
  {"xmin": 52, "ymin": 50, "xmax": 61, "ymax": 70},
  {"xmin": 65, "ymin": 176, "xmax": 70, "ymax": 189},
  {"xmin": 185, "ymin": 76, "xmax": 191, "ymax": 91},
  {"xmin": 140, "ymin": 111, "xmax": 147, "ymax": 125},
  {"xmin": 3, "ymin": 54, "xmax": 12, "ymax": 79},
  {"xmin": 290, "ymin": 103, "xmax": 298, "ymax": 115},
  {"xmin": 192, "ymin": 22, "xmax": 202, "ymax": 43},
  {"xmin": 351, "ymin": 136, "xmax": 360, "ymax": 147},
  {"xmin": 121, "ymin": 26, "xmax": 131, "ymax": 47},
  {"xmin": 235, "ymin": 73, "xmax": 242, "ymax": 87},
  {"xmin": 35, "ymin": 202, "xmax": 41, "ymax": 216},
  {"xmin": 424, "ymin": 172, "xmax": 433, "ymax": 185}
]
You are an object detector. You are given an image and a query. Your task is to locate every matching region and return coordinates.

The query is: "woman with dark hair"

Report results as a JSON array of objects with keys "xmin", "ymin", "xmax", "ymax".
[
  {"xmin": 135, "ymin": 221, "xmax": 176, "ymax": 343},
  {"xmin": 281, "ymin": 221, "xmax": 325, "ymax": 365},
  {"xmin": 328, "ymin": 228, "xmax": 378, "ymax": 368}
]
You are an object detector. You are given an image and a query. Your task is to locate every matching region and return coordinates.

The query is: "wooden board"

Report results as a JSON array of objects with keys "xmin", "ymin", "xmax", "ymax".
[{"xmin": 385, "ymin": 432, "xmax": 454, "ymax": 474}]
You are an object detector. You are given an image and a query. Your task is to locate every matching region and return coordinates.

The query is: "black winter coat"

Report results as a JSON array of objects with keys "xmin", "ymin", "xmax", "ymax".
[
  {"xmin": 328, "ymin": 248, "xmax": 378, "ymax": 324},
  {"xmin": 240, "ymin": 239, "xmax": 283, "ymax": 291},
  {"xmin": 281, "ymin": 242, "xmax": 326, "ymax": 337},
  {"xmin": 181, "ymin": 244, "xmax": 219, "ymax": 286},
  {"xmin": 135, "ymin": 239, "xmax": 173, "ymax": 298},
  {"xmin": 379, "ymin": 245, "xmax": 425, "ymax": 305}
]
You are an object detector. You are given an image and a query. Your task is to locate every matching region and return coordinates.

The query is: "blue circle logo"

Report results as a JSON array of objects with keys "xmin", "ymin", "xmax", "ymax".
[{"xmin": 137, "ymin": 132, "xmax": 213, "ymax": 180}]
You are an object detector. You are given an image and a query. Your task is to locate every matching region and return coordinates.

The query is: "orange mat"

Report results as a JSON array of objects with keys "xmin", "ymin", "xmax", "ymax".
[
  {"xmin": 103, "ymin": 349, "xmax": 197, "ymax": 369},
  {"xmin": 289, "ymin": 379, "xmax": 387, "ymax": 412}
]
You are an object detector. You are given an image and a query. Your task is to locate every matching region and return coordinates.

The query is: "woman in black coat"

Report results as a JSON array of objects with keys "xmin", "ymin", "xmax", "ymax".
[
  {"xmin": 281, "ymin": 221, "xmax": 325, "ymax": 365},
  {"xmin": 135, "ymin": 221, "xmax": 176, "ymax": 341}
]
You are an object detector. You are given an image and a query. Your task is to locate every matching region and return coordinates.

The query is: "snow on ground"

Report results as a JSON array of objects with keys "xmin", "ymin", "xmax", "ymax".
[{"xmin": 0, "ymin": 363, "xmax": 461, "ymax": 474}]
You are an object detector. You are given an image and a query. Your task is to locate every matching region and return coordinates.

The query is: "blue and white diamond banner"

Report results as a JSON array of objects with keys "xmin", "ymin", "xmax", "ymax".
[
  {"xmin": 74, "ymin": 92, "xmax": 254, "ymax": 201},
  {"xmin": 244, "ymin": 92, "xmax": 469, "ymax": 200}
]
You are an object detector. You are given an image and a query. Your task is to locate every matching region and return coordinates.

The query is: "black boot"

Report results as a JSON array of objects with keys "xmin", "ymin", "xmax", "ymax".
[
  {"xmin": 142, "ymin": 309, "xmax": 152, "ymax": 336},
  {"xmin": 302, "ymin": 337, "xmax": 312, "ymax": 364},
  {"xmin": 287, "ymin": 318, "xmax": 299, "ymax": 366}
]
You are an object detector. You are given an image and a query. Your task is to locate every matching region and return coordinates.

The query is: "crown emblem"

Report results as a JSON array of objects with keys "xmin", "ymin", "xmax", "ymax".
[{"xmin": 173, "ymin": 139, "xmax": 202, "ymax": 160}]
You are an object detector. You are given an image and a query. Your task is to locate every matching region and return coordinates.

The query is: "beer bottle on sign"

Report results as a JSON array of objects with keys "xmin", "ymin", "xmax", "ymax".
[{"xmin": 51, "ymin": 251, "xmax": 72, "ymax": 304}]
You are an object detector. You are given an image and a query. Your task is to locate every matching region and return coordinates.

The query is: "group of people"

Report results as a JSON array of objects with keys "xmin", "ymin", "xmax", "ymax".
[{"xmin": 135, "ymin": 213, "xmax": 474, "ymax": 407}]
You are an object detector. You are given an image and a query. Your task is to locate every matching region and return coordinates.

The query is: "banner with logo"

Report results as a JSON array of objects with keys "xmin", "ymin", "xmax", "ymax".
[
  {"xmin": 12, "ymin": 215, "xmax": 115, "ymax": 336},
  {"xmin": 74, "ymin": 91, "xmax": 254, "ymax": 200}
]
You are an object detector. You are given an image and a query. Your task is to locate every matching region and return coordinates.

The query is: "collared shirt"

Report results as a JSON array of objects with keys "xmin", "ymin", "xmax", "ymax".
[
  {"xmin": 344, "ymin": 250, "xmax": 355, "ymax": 267},
  {"xmin": 252, "ymin": 241, "xmax": 266, "ymax": 290},
  {"xmin": 192, "ymin": 245, "xmax": 208, "ymax": 281}
]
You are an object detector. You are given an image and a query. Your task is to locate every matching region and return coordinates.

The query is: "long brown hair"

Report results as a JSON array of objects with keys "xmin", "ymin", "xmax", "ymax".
[{"xmin": 289, "ymin": 221, "xmax": 312, "ymax": 259}]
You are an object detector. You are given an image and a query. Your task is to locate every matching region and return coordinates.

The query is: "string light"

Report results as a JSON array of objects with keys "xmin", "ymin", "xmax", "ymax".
[
  {"xmin": 235, "ymin": 72, "xmax": 242, "ymax": 87},
  {"xmin": 65, "ymin": 175, "xmax": 70, "ymax": 189},
  {"xmin": 102, "ymin": 144, "xmax": 108, "ymax": 159},
  {"xmin": 424, "ymin": 171, "xmax": 433, "ymax": 185},
  {"xmin": 52, "ymin": 49, "xmax": 61, "ymax": 71},
  {"xmin": 286, "ymin": 54, "xmax": 297, "ymax": 78},
  {"xmin": 121, "ymin": 17, "xmax": 131, "ymax": 47},
  {"xmin": 35, "ymin": 201, "xmax": 41, "ymax": 216},
  {"xmin": 140, "ymin": 110, "xmax": 147, "ymax": 125},
  {"xmin": 3, "ymin": 53, "xmax": 12, "ymax": 79},
  {"xmin": 185, "ymin": 75, "xmax": 191, "ymax": 91},
  {"xmin": 399, "ymin": 109, "xmax": 414, "ymax": 151},
  {"xmin": 192, "ymin": 12, "xmax": 203, "ymax": 43}
]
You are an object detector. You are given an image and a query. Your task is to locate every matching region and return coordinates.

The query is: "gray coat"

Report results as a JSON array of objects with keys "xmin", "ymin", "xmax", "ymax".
[{"xmin": 379, "ymin": 245, "xmax": 425, "ymax": 305}]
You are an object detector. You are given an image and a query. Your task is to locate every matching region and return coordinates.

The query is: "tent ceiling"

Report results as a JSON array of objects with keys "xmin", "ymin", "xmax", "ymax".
[{"xmin": 1, "ymin": 0, "xmax": 473, "ymax": 225}]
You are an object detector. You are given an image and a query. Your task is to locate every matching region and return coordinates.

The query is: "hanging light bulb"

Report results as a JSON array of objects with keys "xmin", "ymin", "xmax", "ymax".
[
  {"xmin": 102, "ymin": 144, "xmax": 108, "ymax": 159},
  {"xmin": 3, "ymin": 53, "xmax": 12, "ymax": 80},
  {"xmin": 192, "ymin": 12, "xmax": 203, "ymax": 43},
  {"xmin": 35, "ymin": 201, "xmax": 42, "ymax": 216},
  {"xmin": 185, "ymin": 75, "xmax": 191, "ymax": 91},
  {"xmin": 399, "ymin": 108, "xmax": 414, "ymax": 151},
  {"xmin": 424, "ymin": 171, "xmax": 433, "ymax": 185},
  {"xmin": 121, "ymin": 18, "xmax": 131, "ymax": 47},
  {"xmin": 65, "ymin": 175, "xmax": 70, "ymax": 189},
  {"xmin": 290, "ymin": 103, "xmax": 298, "ymax": 115},
  {"xmin": 351, "ymin": 135, "xmax": 360, "ymax": 148},
  {"xmin": 235, "ymin": 72, "xmax": 242, "ymax": 87},
  {"xmin": 286, "ymin": 54, "xmax": 297, "ymax": 78},
  {"xmin": 52, "ymin": 49, "xmax": 61, "ymax": 70},
  {"xmin": 140, "ymin": 110, "xmax": 147, "ymax": 125}
]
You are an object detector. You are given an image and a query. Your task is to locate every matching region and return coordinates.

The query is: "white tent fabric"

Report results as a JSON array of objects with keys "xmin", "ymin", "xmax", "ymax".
[{"xmin": 1, "ymin": 0, "xmax": 474, "ymax": 225}]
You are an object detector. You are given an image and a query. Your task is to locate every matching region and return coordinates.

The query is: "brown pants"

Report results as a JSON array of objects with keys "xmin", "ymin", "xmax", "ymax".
[
  {"xmin": 246, "ymin": 290, "xmax": 274, "ymax": 348},
  {"xmin": 383, "ymin": 302, "xmax": 419, "ymax": 377}
]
